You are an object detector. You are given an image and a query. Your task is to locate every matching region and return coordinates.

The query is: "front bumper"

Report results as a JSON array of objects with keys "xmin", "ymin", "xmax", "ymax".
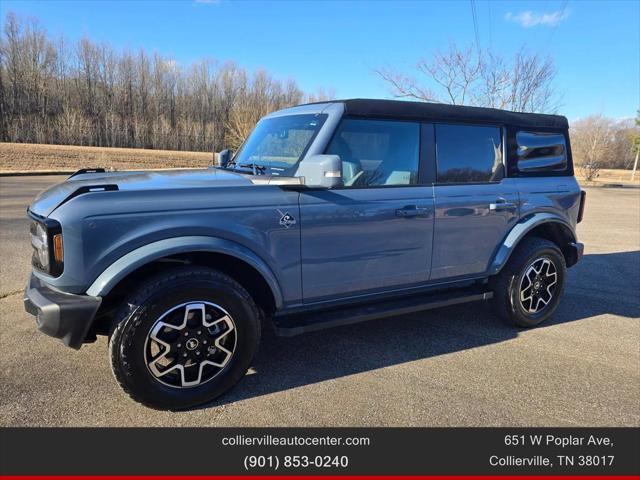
[{"xmin": 24, "ymin": 273, "xmax": 101, "ymax": 349}]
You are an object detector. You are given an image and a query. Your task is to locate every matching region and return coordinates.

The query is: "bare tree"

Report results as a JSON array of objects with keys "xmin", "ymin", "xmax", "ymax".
[
  {"xmin": 568, "ymin": 115, "xmax": 640, "ymax": 176},
  {"xmin": 305, "ymin": 86, "xmax": 337, "ymax": 104},
  {"xmin": 376, "ymin": 42, "xmax": 559, "ymax": 113},
  {"xmin": 571, "ymin": 115, "xmax": 616, "ymax": 181},
  {"xmin": 609, "ymin": 119, "xmax": 638, "ymax": 169},
  {"xmin": 225, "ymin": 69, "xmax": 305, "ymax": 150}
]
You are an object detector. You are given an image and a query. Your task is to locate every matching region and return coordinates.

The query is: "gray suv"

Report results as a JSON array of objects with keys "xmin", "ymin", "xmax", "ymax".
[{"xmin": 24, "ymin": 99, "xmax": 585, "ymax": 409}]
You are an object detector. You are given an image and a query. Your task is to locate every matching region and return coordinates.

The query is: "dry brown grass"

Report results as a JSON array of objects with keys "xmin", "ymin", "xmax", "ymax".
[
  {"xmin": 0, "ymin": 142, "xmax": 212, "ymax": 172},
  {"xmin": 578, "ymin": 168, "xmax": 639, "ymax": 185}
]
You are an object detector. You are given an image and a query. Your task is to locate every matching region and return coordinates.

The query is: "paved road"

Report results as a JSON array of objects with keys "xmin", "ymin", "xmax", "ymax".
[{"xmin": 0, "ymin": 176, "xmax": 638, "ymax": 426}]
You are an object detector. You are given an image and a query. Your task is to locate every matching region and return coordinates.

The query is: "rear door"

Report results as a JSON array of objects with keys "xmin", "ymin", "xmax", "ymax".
[
  {"xmin": 430, "ymin": 123, "xmax": 519, "ymax": 280},
  {"xmin": 299, "ymin": 118, "xmax": 435, "ymax": 302}
]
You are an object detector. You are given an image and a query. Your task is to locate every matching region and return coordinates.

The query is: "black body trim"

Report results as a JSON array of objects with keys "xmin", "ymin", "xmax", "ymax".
[
  {"xmin": 577, "ymin": 190, "xmax": 586, "ymax": 223},
  {"xmin": 61, "ymin": 184, "xmax": 119, "ymax": 206},
  {"xmin": 275, "ymin": 288, "xmax": 493, "ymax": 336},
  {"xmin": 419, "ymin": 123, "xmax": 436, "ymax": 184},
  {"xmin": 565, "ymin": 242, "xmax": 584, "ymax": 268},
  {"xmin": 24, "ymin": 273, "xmax": 101, "ymax": 349}
]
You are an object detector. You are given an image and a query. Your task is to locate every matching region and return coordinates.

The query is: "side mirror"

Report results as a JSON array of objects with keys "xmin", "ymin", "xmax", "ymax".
[
  {"xmin": 296, "ymin": 154, "xmax": 343, "ymax": 188},
  {"xmin": 214, "ymin": 149, "xmax": 232, "ymax": 168}
]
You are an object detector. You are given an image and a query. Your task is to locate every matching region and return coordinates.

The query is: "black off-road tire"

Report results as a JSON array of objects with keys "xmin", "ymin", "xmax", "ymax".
[
  {"xmin": 490, "ymin": 237, "xmax": 566, "ymax": 327},
  {"xmin": 109, "ymin": 266, "xmax": 260, "ymax": 410}
]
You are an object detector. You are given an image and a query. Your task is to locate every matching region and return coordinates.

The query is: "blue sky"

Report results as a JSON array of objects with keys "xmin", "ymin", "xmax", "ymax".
[{"xmin": 1, "ymin": 0, "xmax": 638, "ymax": 120}]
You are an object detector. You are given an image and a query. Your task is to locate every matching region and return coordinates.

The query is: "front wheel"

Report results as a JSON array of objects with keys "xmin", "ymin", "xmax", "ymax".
[
  {"xmin": 491, "ymin": 237, "xmax": 566, "ymax": 327},
  {"xmin": 109, "ymin": 266, "xmax": 260, "ymax": 410}
]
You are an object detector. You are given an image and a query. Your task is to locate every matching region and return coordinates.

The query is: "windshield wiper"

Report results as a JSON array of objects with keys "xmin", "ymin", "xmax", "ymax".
[{"xmin": 238, "ymin": 163, "xmax": 267, "ymax": 175}]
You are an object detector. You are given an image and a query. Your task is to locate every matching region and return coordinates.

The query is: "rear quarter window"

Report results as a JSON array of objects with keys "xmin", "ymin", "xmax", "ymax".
[{"xmin": 515, "ymin": 131, "xmax": 568, "ymax": 174}]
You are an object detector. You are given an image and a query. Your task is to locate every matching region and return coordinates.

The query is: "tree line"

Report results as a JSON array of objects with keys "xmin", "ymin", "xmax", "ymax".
[
  {"xmin": 0, "ymin": 12, "xmax": 332, "ymax": 152},
  {"xmin": 571, "ymin": 114, "xmax": 639, "ymax": 179}
]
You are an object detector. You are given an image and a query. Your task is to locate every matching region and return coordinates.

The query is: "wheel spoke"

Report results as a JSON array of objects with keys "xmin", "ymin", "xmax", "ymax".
[
  {"xmin": 535, "ymin": 296, "xmax": 549, "ymax": 311},
  {"xmin": 533, "ymin": 298, "xmax": 544, "ymax": 312},
  {"xmin": 524, "ymin": 270, "xmax": 534, "ymax": 285}
]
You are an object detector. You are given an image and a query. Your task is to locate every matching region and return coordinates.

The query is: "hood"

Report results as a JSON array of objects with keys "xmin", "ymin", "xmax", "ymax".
[{"xmin": 30, "ymin": 168, "xmax": 253, "ymax": 217}]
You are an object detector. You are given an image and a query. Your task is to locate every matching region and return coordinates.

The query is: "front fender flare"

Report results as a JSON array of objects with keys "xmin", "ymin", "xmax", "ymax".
[
  {"xmin": 85, "ymin": 236, "xmax": 284, "ymax": 308},
  {"xmin": 488, "ymin": 213, "xmax": 576, "ymax": 275}
]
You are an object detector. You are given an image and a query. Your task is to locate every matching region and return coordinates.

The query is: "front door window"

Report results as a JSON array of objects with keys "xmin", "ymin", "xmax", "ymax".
[{"xmin": 326, "ymin": 118, "xmax": 420, "ymax": 187}]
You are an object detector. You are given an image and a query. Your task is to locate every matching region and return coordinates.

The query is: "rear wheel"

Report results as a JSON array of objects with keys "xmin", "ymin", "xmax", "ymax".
[
  {"xmin": 109, "ymin": 266, "xmax": 260, "ymax": 410},
  {"xmin": 491, "ymin": 237, "xmax": 566, "ymax": 327}
]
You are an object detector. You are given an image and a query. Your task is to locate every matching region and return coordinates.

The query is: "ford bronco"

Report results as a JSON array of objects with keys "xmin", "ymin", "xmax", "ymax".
[{"xmin": 24, "ymin": 99, "xmax": 585, "ymax": 409}]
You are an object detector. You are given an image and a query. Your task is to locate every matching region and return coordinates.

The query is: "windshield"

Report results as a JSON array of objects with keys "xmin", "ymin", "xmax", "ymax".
[{"xmin": 231, "ymin": 114, "xmax": 328, "ymax": 176}]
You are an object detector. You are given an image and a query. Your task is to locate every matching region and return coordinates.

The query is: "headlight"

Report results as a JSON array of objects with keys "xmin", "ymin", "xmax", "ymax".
[
  {"xmin": 30, "ymin": 221, "xmax": 50, "ymax": 271},
  {"xmin": 29, "ymin": 215, "xmax": 63, "ymax": 276}
]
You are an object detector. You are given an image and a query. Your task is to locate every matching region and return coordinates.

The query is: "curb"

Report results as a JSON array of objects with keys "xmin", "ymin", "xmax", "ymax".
[
  {"xmin": 0, "ymin": 171, "xmax": 74, "ymax": 177},
  {"xmin": 601, "ymin": 182, "xmax": 640, "ymax": 189},
  {"xmin": 582, "ymin": 183, "xmax": 640, "ymax": 190}
]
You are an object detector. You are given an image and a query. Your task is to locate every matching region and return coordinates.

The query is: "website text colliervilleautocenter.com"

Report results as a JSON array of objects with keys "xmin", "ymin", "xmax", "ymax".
[{"xmin": 222, "ymin": 434, "xmax": 371, "ymax": 447}]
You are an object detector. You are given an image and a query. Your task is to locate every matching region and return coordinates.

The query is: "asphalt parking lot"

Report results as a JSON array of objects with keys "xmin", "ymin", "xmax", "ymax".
[{"xmin": 0, "ymin": 176, "xmax": 638, "ymax": 427}]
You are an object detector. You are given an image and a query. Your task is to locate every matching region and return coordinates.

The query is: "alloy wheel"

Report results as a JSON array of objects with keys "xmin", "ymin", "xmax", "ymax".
[
  {"xmin": 518, "ymin": 257, "xmax": 558, "ymax": 314},
  {"xmin": 144, "ymin": 301, "xmax": 237, "ymax": 388}
]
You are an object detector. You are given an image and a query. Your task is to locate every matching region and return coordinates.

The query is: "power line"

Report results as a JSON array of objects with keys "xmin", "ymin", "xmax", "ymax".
[
  {"xmin": 470, "ymin": 0, "xmax": 481, "ymax": 52},
  {"xmin": 487, "ymin": 0, "xmax": 493, "ymax": 48},
  {"xmin": 545, "ymin": 0, "xmax": 569, "ymax": 52}
]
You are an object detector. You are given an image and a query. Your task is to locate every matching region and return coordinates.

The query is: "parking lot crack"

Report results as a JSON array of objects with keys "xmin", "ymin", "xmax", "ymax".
[{"xmin": 0, "ymin": 289, "xmax": 22, "ymax": 299}]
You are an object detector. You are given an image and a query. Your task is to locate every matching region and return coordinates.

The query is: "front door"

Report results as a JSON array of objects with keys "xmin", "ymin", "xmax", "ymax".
[
  {"xmin": 299, "ymin": 118, "xmax": 434, "ymax": 302},
  {"xmin": 430, "ymin": 123, "xmax": 519, "ymax": 280}
]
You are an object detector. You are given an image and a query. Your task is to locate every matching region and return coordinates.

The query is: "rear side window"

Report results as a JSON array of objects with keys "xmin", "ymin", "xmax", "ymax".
[
  {"xmin": 435, "ymin": 124, "xmax": 503, "ymax": 183},
  {"xmin": 515, "ymin": 131, "xmax": 567, "ymax": 173},
  {"xmin": 326, "ymin": 118, "xmax": 420, "ymax": 187}
]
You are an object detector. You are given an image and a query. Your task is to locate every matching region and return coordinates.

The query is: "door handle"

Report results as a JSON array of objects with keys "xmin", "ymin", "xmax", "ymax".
[
  {"xmin": 489, "ymin": 198, "xmax": 517, "ymax": 212},
  {"xmin": 396, "ymin": 205, "xmax": 430, "ymax": 217}
]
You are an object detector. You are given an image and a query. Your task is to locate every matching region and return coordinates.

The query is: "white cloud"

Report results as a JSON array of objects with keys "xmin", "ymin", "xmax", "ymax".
[{"xmin": 505, "ymin": 9, "xmax": 570, "ymax": 28}]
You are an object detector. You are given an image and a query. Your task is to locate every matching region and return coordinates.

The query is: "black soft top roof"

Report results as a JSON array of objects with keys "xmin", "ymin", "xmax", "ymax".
[{"xmin": 308, "ymin": 98, "xmax": 568, "ymax": 129}]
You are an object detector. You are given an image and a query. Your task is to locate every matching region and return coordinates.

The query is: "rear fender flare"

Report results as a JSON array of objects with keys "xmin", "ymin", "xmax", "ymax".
[{"xmin": 488, "ymin": 213, "xmax": 576, "ymax": 275}]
